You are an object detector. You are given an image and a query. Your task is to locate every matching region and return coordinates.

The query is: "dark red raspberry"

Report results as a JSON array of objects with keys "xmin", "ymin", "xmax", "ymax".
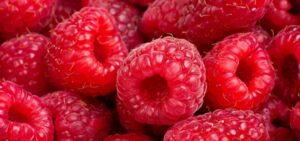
[
  {"xmin": 45, "ymin": 7, "xmax": 128, "ymax": 96},
  {"xmin": 141, "ymin": 0, "xmax": 270, "ymax": 50},
  {"xmin": 262, "ymin": 0, "xmax": 300, "ymax": 33},
  {"xmin": 103, "ymin": 133, "xmax": 153, "ymax": 141},
  {"xmin": 43, "ymin": 0, "xmax": 82, "ymax": 35},
  {"xmin": 267, "ymin": 25, "xmax": 300, "ymax": 106},
  {"xmin": 255, "ymin": 96, "xmax": 297, "ymax": 141},
  {"xmin": 43, "ymin": 91, "xmax": 112, "ymax": 141},
  {"xmin": 126, "ymin": 0, "xmax": 154, "ymax": 7},
  {"xmin": 203, "ymin": 32, "xmax": 275, "ymax": 110},
  {"xmin": 82, "ymin": 0, "xmax": 143, "ymax": 50},
  {"xmin": 164, "ymin": 109, "xmax": 269, "ymax": 141},
  {"xmin": 290, "ymin": 102, "xmax": 300, "ymax": 138},
  {"xmin": 0, "ymin": 0, "xmax": 55, "ymax": 39},
  {"xmin": 117, "ymin": 37, "xmax": 206, "ymax": 125},
  {"xmin": 0, "ymin": 33, "xmax": 50, "ymax": 95},
  {"xmin": 0, "ymin": 81, "xmax": 53, "ymax": 141}
]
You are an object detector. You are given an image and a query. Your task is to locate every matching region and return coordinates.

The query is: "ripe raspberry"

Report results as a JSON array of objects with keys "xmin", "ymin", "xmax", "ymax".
[
  {"xmin": 262, "ymin": 0, "xmax": 300, "ymax": 32},
  {"xmin": 141, "ymin": 0, "xmax": 270, "ymax": 50},
  {"xmin": 103, "ymin": 133, "xmax": 153, "ymax": 141},
  {"xmin": 43, "ymin": 91, "xmax": 112, "ymax": 141},
  {"xmin": 43, "ymin": 0, "xmax": 82, "ymax": 35},
  {"xmin": 126, "ymin": 0, "xmax": 154, "ymax": 7},
  {"xmin": 117, "ymin": 37, "xmax": 206, "ymax": 125},
  {"xmin": 250, "ymin": 26, "xmax": 272, "ymax": 48},
  {"xmin": 290, "ymin": 102, "xmax": 300, "ymax": 138},
  {"xmin": 0, "ymin": 33, "xmax": 50, "ymax": 95},
  {"xmin": 203, "ymin": 32, "xmax": 275, "ymax": 110},
  {"xmin": 82, "ymin": 0, "xmax": 143, "ymax": 50},
  {"xmin": 45, "ymin": 7, "xmax": 128, "ymax": 96},
  {"xmin": 164, "ymin": 109, "xmax": 269, "ymax": 141},
  {"xmin": 267, "ymin": 25, "xmax": 300, "ymax": 106},
  {"xmin": 0, "ymin": 0, "xmax": 55, "ymax": 39},
  {"xmin": 0, "ymin": 81, "xmax": 53, "ymax": 141},
  {"xmin": 255, "ymin": 96, "xmax": 296, "ymax": 141}
]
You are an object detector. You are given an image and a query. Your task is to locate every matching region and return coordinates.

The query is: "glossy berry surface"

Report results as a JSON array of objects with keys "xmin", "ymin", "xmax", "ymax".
[
  {"xmin": 0, "ymin": 81, "xmax": 53, "ymax": 141},
  {"xmin": 164, "ymin": 109, "xmax": 269, "ymax": 141},
  {"xmin": 204, "ymin": 32, "xmax": 275, "ymax": 110},
  {"xmin": 45, "ymin": 7, "xmax": 128, "ymax": 96},
  {"xmin": 43, "ymin": 91, "xmax": 112, "ymax": 141},
  {"xmin": 0, "ymin": 33, "xmax": 50, "ymax": 95},
  {"xmin": 117, "ymin": 37, "xmax": 206, "ymax": 125}
]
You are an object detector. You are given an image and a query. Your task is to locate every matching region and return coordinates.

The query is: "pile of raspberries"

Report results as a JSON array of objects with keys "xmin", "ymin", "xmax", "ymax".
[{"xmin": 1, "ymin": 0, "xmax": 300, "ymax": 140}]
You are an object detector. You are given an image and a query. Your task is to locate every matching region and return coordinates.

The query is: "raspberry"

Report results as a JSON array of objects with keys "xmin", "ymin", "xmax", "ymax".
[
  {"xmin": 82, "ymin": 0, "xmax": 143, "ymax": 50},
  {"xmin": 164, "ymin": 109, "xmax": 269, "ymax": 141},
  {"xmin": 290, "ymin": 102, "xmax": 300, "ymax": 138},
  {"xmin": 0, "ymin": 0, "xmax": 55, "ymax": 39},
  {"xmin": 117, "ymin": 37, "xmax": 206, "ymax": 125},
  {"xmin": 43, "ymin": 91, "xmax": 112, "ymax": 140},
  {"xmin": 0, "ymin": 33, "xmax": 50, "ymax": 95},
  {"xmin": 203, "ymin": 32, "xmax": 275, "ymax": 110},
  {"xmin": 262, "ymin": 0, "xmax": 300, "ymax": 32},
  {"xmin": 267, "ymin": 25, "xmax": 300, "ymax": 106},
  {"xmin": 126, "ymin": 0, "xmax": 154, "ymax": 7},
  {"xmin": 103, "ymin": 133, "xmax": 153, "ymax": 141},
  {"xmin": 250, "ymin": 26, "xmax": 272, "ymax": 48},
  {"xmin": 255, "ymin": 96, "xmax": 296, "ymax": 141},
  {"xmin": 140, "ymin": 0, "xmax": 269, "ymax": 50},
  {"xmin": 0, "ymin": 81, "xmax": 53, "ymax": 141},
  {"xmin": 45, "ymin": 7, "xmax": 128, "ymax": 96}
]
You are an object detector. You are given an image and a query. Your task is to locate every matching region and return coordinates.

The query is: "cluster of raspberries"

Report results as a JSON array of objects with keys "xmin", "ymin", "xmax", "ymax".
[{"xmin": 0, "ymin": 0, "xmax": 300, "ymax": 141}]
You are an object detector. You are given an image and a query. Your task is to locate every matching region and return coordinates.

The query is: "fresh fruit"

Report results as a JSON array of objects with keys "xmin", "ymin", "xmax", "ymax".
[
  {"xmin": 45, "ymin": 7, "xmax": 128, "ymax": 96},
  {"xmin": 126, "ymin": 0, "xmax": 154, "ymax": 7},
  {"xmin": 290, "ymin": 101, "xmax": 300, "ymax": 138},
  {"xmin": 267, "ymin": 25, "xmax": 300, "ymax": 106},
  {"xmin": 141, "ymin": 0, "xmax": 270, "ymax": 50},
  {"xmin": 43, "ymin": 91, "xmax": 112, "ymax": 141},
  {"xmin": 203, "ymin": 32, "xmax": 275, "ymax": 110},
  {"xmin": 262, "ymin": 0, "xmax": 300, "ymax": 32},
  {"xmin": 117, "ymin": 37, "xmax": 206, "ymax": 125},
  {"xmin": 0, "ymin": 81, "xmax": 53, "ymax": 141},
  {"xmin": 104, "ymin": 133, "xmax": 153, "ymax": 141},
  {"xmin": 0, "ymin": 0, "xmax": 55, "ymax": 39},
  {"xmin": 82, "ymin": 0, "xmax": 143, "ymax": 50},
  {"xmin": 255, "ymin": 96, "xmax": 297, "ymax": 141},
  {"xmin": 0, "ymin": 33, "xmax": 50, "ymax": 95},
  {"xmin": 164, "ymin": 109, "xmax": 269, "ymax": 141}
]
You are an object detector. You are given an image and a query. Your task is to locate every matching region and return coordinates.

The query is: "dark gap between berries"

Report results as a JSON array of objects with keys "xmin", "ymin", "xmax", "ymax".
[
  {"xmin": 282, "ymin": 54, "xmax": 298, "ymax": 84},
  {"xmin": 288, "ymin": 0, "xmax": 300, "ymax": 15}
]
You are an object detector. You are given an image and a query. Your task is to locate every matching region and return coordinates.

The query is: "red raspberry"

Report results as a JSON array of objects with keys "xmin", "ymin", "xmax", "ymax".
[
  {"xmin": 126, "ymin": 0, "xmax": 154, "ymax": 7},
  {"xmin": 0, "ymin": 33, "xmax": 50, "ymax": 95},
  {"xmin": 103, "ymin": 133, "xmax": 153, "ymax": 141},
  {"xmin": 267, "ymin": 25, "xmax": 300, "ymax": 106},
  {"xmin": 0, "ymin": 0, "xmax": 55, "ymax": 39},
  {"xmin": 203, "ymin": 32, "xmax": 275, "ymax": 110},
  {"xmin": 43, "ymin": 91, "xmax": 112, "ymax": 141},
  {"xmin": 164, "ymin": 109, "xmax": 269, "ymax": 141},
  {"xmin": 0, "ymin": 81, "xmax": 53, "ymax": 141},
  {"xmin": 262, "ymin": 0, "xmax": 300, "ymax": 32},
  {"xmin": 117, "ymin": 37, "xmax": 206, "ymax": 125},
  {"xmin": 82, "ymin": 0, "xmax": 143, "ymax": 50},
  {"xmin": 250, "ymin": 26, "xmax": 272, "ymax": 48},
  {"xmin": 255, "ymin": 96, "xmax": 296, "ymax": 141},
  {"xmin": 140, "ymin": 0, "xmax": 270, "ymax": 50},
  {"xmin": 290, "ymin": 102, "xmax": 300, "ymax": 138},
  {"xmin": 45, "ymin": 7, "xmax": 128, "ymax": 96}
]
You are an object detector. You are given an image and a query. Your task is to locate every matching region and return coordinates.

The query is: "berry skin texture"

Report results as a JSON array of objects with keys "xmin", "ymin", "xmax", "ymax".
[
  {"xmin": 103, "ymin": 133, "xmax": 153, "ymax": 141},
  {"xmin": 82, "ymin": 0, "xmax": 143, "ymax": 50},
  {"xmin": 255, "ymin": 96, "xmax": 297, "ymax": 141},
  {"xmin": 117, "ymin": 37, "xmax": 206, "ymax": 125},
  {"xmin": 267, "ymin": 25, "xmax": 300, "ymax": 106},
  {"xmin": 45, "ymin": 7, "xmax": 128, "ymax": 96},
  {"xmin": 203, "ymin": 32, "xmax": 275, "ymax": 110},
  {"xmin": 0, "ymin": 0, "xmax": 55, "ymax": 39},
  {"xmin": 290, "ymin": 102, "xmax": 300, "ymax": 138},
  {"xmin": 141, "ymin": 0, "xmax": 270, "ymax": 49},
  {"xmin": 164, "ymin": 109, "xmax": 269, "ymax": 141},
  {"xmin": 262, "ymin": 0, "xmax": 300, "ymax": 32},
  {"xmin": 0, "ymin": 33, "xmax": 50, "ymax": 95},
  {"xmin": 0, "ymin": 81, "xmax": 53, "ymax": 141},
  {"xmin": 43, "ymin": 91, "xmax": 112, "ymax": 141}
]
